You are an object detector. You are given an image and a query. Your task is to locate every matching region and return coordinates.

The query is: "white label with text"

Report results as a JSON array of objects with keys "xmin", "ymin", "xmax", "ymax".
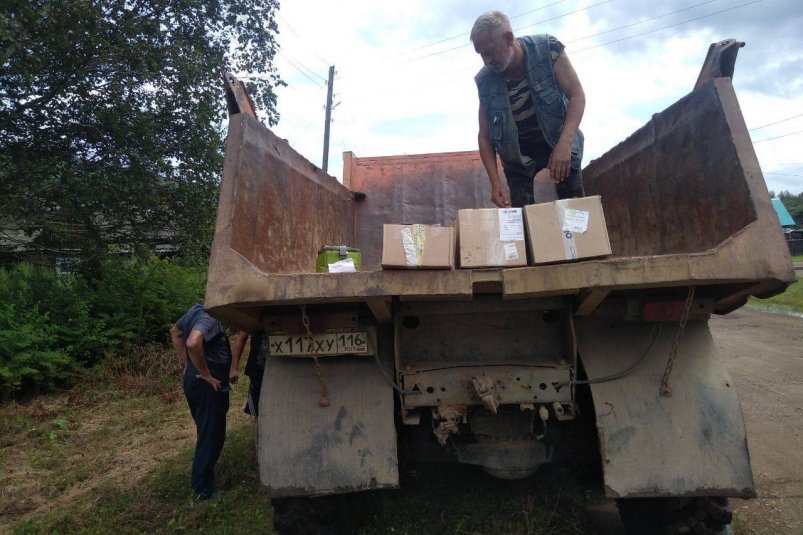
[{"xmin": 498, "ymin": 208, "xmax": 524, "ymax": 241}]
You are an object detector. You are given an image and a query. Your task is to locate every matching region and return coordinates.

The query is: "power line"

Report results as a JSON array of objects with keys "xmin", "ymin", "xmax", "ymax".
[
  {"xmin": 278, "ymin": 51, "xmax": 326, "ymax": 87},
  {"xmin": 410, "ymin": 0, "xmax": 571, "ymax": 52},
  {"xmin": 282, "ymin": 81, "xmax": 322, "ymax": 99},
  {"xmin": 566, "ymin": 0, "xmax": 719, "ymax": 44},
  {"xmin": 363, "ymin": 0, "xmax": 728, "ymax": 89},
  {"xmin": 749, "ymin": 113, "xmax": 803, "ymax": 132},
  {"xmin": 286, "ymin": 52, "xmax": 327, "ymax": 82},
  {"xmin": 277, "ymin": 13, "xmax": 332, "ymax": 67},
  {"xmin": 753, "ymin": 130, "xmax": 803, "ymax": 144},
  {"xmin": 402, "ymin": 0, "xmax": 612, "ymax": 63},
  {"xmin": 341, "ymin": 0, "xmax": 769, "ymax": 101},
  {"xmin": 571, "ymin": 0, "xmax": 764, "ymax": 54},
  {"xmin": 764, "ymin": 172, "xmax": 803, "ymax": 178},
  {"xmin": 514, "ymin": 0, "xmax": 612, "ymax": 33}
]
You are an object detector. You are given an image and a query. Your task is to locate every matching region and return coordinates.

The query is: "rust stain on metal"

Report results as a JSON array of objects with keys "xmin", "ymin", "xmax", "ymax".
[
  {"xmin": 584, "ymin": 81, "xmax": 756, "ymax": 258},
  {"xmin": 221, "ymin": 115, "xmax": 355, "ymax": 276},
  {"xmin": 344, "ymin": 150, "xmax": 494, "ymax": 271}
]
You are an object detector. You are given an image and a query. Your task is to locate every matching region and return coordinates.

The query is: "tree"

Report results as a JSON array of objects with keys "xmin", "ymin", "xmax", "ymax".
[
  {"xmin": 0, "ymin": 0, "xmax": 283, "ymax": 268},
  {"xmin": 778, "ymin": 191, "xmax": 803, "ymax": 228}
]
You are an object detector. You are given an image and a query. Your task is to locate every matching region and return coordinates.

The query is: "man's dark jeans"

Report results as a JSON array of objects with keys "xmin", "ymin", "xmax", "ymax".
[
  {"xmin": 504, "ymin": 144, "xmax": 585, "ymax": 208},
  {"xmin": 506, "ymin": 165, "xmax": 585, "ymax": 208},
  {"xmin": 183, "ymin": 364, "xmax": 229, "ymax": 496}
]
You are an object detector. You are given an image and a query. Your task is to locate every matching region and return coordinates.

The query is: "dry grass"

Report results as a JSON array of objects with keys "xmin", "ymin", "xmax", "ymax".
[
  {"xmin": 4, "ymin": 340, "xmax": 767, "ymax": 535},
  {"xmin": 0, "ymin": 346, "xmax": 194, "ymax": 531},
  {"xmin": 0, "ymin": 342, "xmax": 272, "ymax": 535}
]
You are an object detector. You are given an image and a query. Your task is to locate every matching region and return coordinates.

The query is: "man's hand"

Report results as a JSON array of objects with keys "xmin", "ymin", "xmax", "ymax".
[
  {"xmin": 197, "ymin": 372, "xmax": 222, "ymax": 391},
  {"xmin": 229, "ymin": 367, "xmax": 240, "ymax": 385},
  {"xmin": 491, "ymin": 181, "xmax": 511, "ymax": 207},
  {"xmin": 547, "ymin": 143, "xmax": 572, "ymax": 182}
]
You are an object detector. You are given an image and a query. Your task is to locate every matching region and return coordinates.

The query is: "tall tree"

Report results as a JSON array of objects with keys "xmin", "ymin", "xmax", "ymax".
[{"xmin": 0, "ymin": 0, "xmax": 283, "ymax": 267}]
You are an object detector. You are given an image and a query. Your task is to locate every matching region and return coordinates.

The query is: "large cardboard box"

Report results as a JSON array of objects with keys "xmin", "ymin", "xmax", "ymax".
[
  {"xmin": 524, "ymin": 196, "xmax": 612, "ymax": 264},
  {"xmin": 381, "ymin": 224, "xmax": 455, "ymax": 269},
  {"xmin": 457, "ymin": 208, "xmax": 527, "ymax": 268}
]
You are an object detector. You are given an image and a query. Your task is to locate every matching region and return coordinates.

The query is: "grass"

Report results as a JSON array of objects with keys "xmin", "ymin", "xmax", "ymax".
[
  {"xmin": 747, "ymin": 275, "xmax": 803, "ymax": 314},
  {"xmin": 0, "ymin": 343, "xmax": 764, "ymax": 535},
  {"xmin": 0, "ymin": 343, "xmax": 598, "ymax": 535},
  {"xmin": 12, "ymin": 424, "xmax": 273, "ymax": 535},
  {"xmin": 0, "ymin": 346, "xmax": 273, "ymax": 535},
  {"xmin": 357, "ymin": 464, "xmax": 592, "ymax": 535}
]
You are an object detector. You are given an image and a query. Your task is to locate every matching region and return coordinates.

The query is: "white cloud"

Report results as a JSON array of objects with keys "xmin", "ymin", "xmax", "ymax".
[{"xmin": 260, "ymin": 0, "xmax": 803, "ymax": 194}]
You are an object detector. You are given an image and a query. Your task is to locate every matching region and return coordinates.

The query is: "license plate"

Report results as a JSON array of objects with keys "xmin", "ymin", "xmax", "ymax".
[{"xmin": 268, "ymin": 331, "xmax": 370, "ymax": 356}]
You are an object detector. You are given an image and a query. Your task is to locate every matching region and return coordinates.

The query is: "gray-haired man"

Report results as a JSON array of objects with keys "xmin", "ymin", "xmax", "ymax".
[{"xmin": 472, "ymin": 10, "xmax": 586, "ymax": 208}]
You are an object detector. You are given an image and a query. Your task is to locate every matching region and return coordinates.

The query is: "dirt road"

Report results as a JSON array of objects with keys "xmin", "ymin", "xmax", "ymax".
[{"xmin": 710, "ymin": 308, "xmax": 803, "ymax": 535}]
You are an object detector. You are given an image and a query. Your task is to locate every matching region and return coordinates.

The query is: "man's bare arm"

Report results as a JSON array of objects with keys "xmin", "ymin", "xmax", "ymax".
[
  {"xmin": 170, "ymin": 324, "xmax": 187, "ymax": 367},
  {"xmin": 230, "ymin": 330, "xmax": 249, "ymax": 384},
  {"xmin": 186, "ymin": 329, "xmax": 222, "ymax": 391},
  {"xmin": 478, "ymin": 102, "xmax": 510, "ymax": 207},
  {"xmin": 549, "ymin": 51, "xmax": 586, "ymax": 182}
]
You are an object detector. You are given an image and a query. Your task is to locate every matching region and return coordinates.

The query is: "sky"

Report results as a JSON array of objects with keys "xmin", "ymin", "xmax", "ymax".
[{"xmin": 256, "ymin": 0, "xmax": 803, "ymax": 195}]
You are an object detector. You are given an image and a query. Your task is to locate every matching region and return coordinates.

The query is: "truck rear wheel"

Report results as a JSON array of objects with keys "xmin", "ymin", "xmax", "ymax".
[
  {"xmin": 272, "ymin": 496, "xmax": 339, "ymax": 535},
  {"xmin": 617, "ymin": 496, "xmax": 733, "ymax": 535},
  {"xmin": 272, "ymin": 494, "xmax": 366, "ymax": 535}
]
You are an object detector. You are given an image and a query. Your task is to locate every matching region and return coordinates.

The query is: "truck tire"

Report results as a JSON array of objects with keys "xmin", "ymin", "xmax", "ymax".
[
  {"xmin": 617, "ymin": 497, "xmax": 733, "ymax": 535},
  {"xmin": 272, "ymin": 497, "xmax": 339, "ymax": 535},
  {"xmin": 272, "ymin": 495, "xmax": 366, "ymax": 535}
]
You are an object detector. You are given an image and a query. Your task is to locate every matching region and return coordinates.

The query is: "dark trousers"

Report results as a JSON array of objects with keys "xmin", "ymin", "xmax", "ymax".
[
  {"xmin": 507, "ymin": 166, "xmax": 585, "ymax": 207},
  {"xmin": 244, "ymin": 371, "xmax": 263, "ymax": 416},
  {"xmin": 183, "ymin": 364, "xmax": 229, "ymax": 495},
  {"xmin": 504, "ymin": 144, "xmax": 585, "ymax": 208}
]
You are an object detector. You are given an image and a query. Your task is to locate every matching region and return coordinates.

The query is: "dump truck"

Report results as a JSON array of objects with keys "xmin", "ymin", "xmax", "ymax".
[{"xmin": 207, "ymin": 40, "xmax": 795, "ymax": 534}]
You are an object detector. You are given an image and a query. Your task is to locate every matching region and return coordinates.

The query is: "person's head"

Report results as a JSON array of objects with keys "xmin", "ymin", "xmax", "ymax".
[{"xmin": 470, "ymin": 11, "xmax": 515, "ymax": 73}]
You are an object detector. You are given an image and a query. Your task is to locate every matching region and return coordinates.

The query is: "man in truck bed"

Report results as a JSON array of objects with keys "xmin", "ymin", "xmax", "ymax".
[{"xmin": 472, "ymin": 10, "xmax": 586, "ymax": 208}]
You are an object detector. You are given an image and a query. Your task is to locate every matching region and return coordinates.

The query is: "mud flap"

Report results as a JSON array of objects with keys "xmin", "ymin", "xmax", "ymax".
[
  {"xmin": 575, "ymin": 318, "xmax": 755, "ymax": 498},
  {"xmin": 257, "ymin": 353, "xmax": 399, "ymax": 498}
]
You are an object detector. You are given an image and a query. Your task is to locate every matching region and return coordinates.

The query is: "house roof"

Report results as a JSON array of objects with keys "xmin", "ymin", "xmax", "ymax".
[{"xmin": 772, "ymin": 198, "xmax": 796, "ymax": 227}]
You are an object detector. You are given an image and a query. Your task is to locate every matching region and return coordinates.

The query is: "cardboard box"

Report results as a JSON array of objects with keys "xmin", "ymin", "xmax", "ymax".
[
  {"xmin": 381, "ymin": 224, "xmax": 455, "ymax": 269},
  {"xmin": 524, "ymin": 196, "xmax": 612, "ymax": 264},
  {"xmin": 457, "ymin": 208, "xmax": 527, "ymax": 268}
]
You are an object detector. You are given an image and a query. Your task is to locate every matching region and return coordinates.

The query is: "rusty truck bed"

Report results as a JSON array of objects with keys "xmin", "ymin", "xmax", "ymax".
[{"xmin": 206, "ymin": 78, "xmax": 795, "ymax": 331}]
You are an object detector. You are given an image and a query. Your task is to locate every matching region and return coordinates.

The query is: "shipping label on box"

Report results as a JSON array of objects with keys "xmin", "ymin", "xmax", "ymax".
[
  {"xmin": 381, "ymin": 224, "xmax": 455, "ymax": 269},
  {"xmin": 523, "ymin": 196, "xmax": 612, "ymax": 264},
  {"xmin": 457, "ymin": 208, "xmax": 527, "ymax": 268}
]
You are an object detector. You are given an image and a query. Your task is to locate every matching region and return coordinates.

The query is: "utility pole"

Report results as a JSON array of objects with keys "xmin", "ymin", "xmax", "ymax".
[{"xmin": 322, "ymin": 65, "xmax": 335, "ymax": 173}]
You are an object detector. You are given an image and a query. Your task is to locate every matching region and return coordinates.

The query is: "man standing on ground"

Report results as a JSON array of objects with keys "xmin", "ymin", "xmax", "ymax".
[
  {"xmin": 472, "ymin": 10, "xmax": 586, "ymax": 208},
  {"xmin": 170, "ymin": 303, "xmax": 231, "ymax": 500},
  {"xmin": 231, "ymin": 330, "xmax": 266, "ymax": 416}
]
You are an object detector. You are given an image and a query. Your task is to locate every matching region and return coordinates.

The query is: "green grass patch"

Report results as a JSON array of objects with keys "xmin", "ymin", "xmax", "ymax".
[
  {"xmin": 748, "ymin": 277, "xmax": 803, "ymax": 314},
  {"xmin": 357, "ymin": 463, "xmax": 592, "ymax": 535},
  {"xmin": 11, "ymin": 336, "xmax": 755, "ymax": 535},
  {"xmin": 12, "ymin": 407, "xmax": 274, "ymax": 535},
  {"xmin": 4, "ymin": 336, "xmax": 762, "ymax": 535},
  {"xmin": 3, "ymin": 343, "xmax": 275, "ymax": 534}
]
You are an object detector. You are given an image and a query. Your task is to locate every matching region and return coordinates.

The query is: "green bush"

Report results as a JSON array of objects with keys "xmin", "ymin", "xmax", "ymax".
[
  {"xmin": 93, "ymin": 256, "xmax": 207, "ymax": 346},
  {"xmin": 0, "ymin": 265, "xmax": 82, "ymax": 398},
  {"xmin": 0, "ymin": 257, "xmax": 207, "ymax": 398}
]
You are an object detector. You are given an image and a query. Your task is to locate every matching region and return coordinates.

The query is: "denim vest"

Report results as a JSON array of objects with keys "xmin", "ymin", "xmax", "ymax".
[{"xmin": 475, "ymin": 34, "xmax": 584, "ymax": 172}]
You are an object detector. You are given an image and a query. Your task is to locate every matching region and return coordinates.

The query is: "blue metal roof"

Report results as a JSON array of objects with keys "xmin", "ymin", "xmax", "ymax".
[{"xmin": 772, "ymin": 198, "xmax": 796, "ymax": 227}]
